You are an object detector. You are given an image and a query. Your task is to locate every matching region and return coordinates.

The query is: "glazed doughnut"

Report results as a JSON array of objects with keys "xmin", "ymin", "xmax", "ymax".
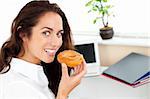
[{"xmin": 57, "ymin": 50, "xmax": 83, "ymax": 67}]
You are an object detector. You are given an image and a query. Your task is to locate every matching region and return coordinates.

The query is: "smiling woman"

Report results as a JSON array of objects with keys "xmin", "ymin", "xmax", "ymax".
[
  {"xmin": 0, "ymin": 1, "xmax": 87, "ymax": 99},
  {"xmin": 18, "ymin": 12, "xmax": 64, "ymax": 64}
]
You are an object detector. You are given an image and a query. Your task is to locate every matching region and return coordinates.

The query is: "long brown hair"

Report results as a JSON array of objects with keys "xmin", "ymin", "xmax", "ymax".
[{"xmin": 0, "ymin": 1, "xmax": 74, "ymax": 96}]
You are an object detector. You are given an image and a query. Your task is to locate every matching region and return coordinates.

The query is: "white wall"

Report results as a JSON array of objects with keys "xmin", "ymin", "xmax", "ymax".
[
  {"xmin": 112, "ymin": 0, "xmax": 150, "ymax": 36},
  {"xmin": 51, "ymin": 0, "xmax": 150, "ymax": 36},
  {"xmin": 50, "ymin": 0, "xmax": 99, "ymax": 34},
  {"xmin": 0, "ymin": 0, "xmax": 149, "ymax": 46},
  {"xmin": 0, "ymin": 0, "xmax": 31, "ymax": 46}
]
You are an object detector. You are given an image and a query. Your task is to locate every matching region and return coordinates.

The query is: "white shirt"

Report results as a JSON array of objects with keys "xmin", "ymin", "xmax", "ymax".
[{"xmin": 0, "ymin": 58, "xmax": 55, "ymax": 99}]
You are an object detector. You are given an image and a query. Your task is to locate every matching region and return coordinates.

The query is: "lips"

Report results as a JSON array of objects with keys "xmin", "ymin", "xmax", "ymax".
[{"xmin": 44, "ymin": 49, "xmax": 57, "ymax": 56}]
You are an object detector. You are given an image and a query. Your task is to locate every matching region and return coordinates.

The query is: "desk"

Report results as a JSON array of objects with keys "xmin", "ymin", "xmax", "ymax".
[{"xmin": 69, "ymin": 68, "xmax": 150, "ymax": 99}]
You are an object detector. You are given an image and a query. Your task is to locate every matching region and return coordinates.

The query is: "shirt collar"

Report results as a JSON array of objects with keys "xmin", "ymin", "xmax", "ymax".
[{"xmin": 10, "ymin": 58, "xmax": 48, "ymax": 86}]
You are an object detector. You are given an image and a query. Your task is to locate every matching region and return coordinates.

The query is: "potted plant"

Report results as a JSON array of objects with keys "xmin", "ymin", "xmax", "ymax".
[{"xmin": 85, "ymin": 0, "xmax": 114, "ymax": 39}]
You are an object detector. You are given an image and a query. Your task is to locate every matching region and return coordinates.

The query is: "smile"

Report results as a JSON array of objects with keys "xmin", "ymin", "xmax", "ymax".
[{"xmin": 44, "ymin": 49, "xmax": 57, "ymax": 56}]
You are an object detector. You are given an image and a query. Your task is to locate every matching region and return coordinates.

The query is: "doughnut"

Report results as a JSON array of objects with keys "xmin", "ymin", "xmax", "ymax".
[{"xmin": 57, "ymin": 50, "xmax": 83, "ymax": 67}]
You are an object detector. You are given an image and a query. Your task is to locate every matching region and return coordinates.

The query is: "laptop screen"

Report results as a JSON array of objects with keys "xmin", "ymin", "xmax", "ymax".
[{"xmin": 75, "ymin": 43, "xmax": 96, "ymax": 63}]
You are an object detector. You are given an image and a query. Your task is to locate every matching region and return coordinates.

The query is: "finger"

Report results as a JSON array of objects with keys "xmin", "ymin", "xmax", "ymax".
[
  {"xmin": 77, "ymin": 55, "xmax": 84, "ymax": 73},
  {"xmin": 74, "ymin": 60, "xmax": 87, "ymax": 79},
  {"xmin": 76, "ymin": 65, "xmax": 80, "ymax": 73},
  {"xmin": 78, "ymin": 63, "xmax": 83, "ymax": 73},
  {"xmin": 73, "ymin": 66, "xmax": 77, "ymax": 74},
  {"xmin": 61, "ymin": 63, "xmax": 69, "ymax": 78},
  {"xmin": 72, "ymin": 66, "xmax": 78, "ymax": 76},
  {"xmin": 80, "ymin": 60, "xmax": 87, "ymax": 75},
  {"xmin": 72, "ymin": 58, "xmax": 87, "ymax": 76},
  {"xmin": 78, "ymin": 64, "xmax": 83, "ymax": 74}
]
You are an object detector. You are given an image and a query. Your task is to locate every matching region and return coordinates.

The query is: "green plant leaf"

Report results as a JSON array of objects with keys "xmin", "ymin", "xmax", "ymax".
[
  {"xmin": 93, "ymin": 19, "xmax": 97, "ymax": 24},
  {"xmin": 102, "ymin": 0, "xmax": 108, "ymax": 2},
  {"xmin": 105, "ymin": 5, "xmax": 113, "ymax": 9},
  {"xmin": 85, "ymin": 0, "xmax": 114, "ymax": 26},
  {"xmin": 96, "ymin": 0, "xmax": 101, "ymax": 2},
  {"xmin": 95, "ymin": 5, "xmax": 100, "ymax": 10},
  {"xmin": 92, "ymin": 6, "xmax": 98, "ymax": 11},
  {"xmin": 85, "ymin": 0, "xmax": 93, "ymax": 7}
]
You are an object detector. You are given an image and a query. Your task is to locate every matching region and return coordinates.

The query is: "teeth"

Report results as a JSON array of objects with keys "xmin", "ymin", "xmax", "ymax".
[
  {"xmin": 45, "ymin": 49, "xmax": 57, "ymax": 56},
  {"xmin": 45, "ymin": 49, "xmax": 55, "ymax": 53}
]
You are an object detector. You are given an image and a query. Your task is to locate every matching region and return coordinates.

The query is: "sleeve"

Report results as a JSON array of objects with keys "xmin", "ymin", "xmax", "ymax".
[{"xmin": 3, "ymin": 81, "xmax": 40, "ymax": 99}]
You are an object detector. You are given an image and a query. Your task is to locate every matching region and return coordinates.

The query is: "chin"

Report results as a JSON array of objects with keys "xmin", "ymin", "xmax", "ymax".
[{"xmin": 44, "ymin": 58, "xmax": 55, "ymax": 63}]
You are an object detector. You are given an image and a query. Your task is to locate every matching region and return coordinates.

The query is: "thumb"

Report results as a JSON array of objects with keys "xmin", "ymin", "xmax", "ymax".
[{"xmin": 61, "ymin": 63, "xmax": 69, "ymax": 77}]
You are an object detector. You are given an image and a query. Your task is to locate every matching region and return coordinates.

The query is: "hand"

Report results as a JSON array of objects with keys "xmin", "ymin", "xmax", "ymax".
[{"xmin": 56, "ymin": 59, "xmax": 87, "ymax": 99}]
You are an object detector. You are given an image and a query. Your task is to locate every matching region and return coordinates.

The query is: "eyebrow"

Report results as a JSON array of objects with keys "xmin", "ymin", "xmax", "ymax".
[
  {"xmin": 42, "ymin": 27, "xmax": 53, "ymax": 31},
  {"xmin": 42, "ymin": 27, "xmax": 64, "ymax": 33}
]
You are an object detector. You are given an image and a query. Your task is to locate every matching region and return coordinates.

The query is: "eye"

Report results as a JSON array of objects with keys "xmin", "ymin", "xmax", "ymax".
[
  {"xmin": 42, "ymin": 31, "xmax": 51, "ymax": 36},
  {"xmin": 57, "ymin": 31, "xmax": 64, "ymax": 38}
]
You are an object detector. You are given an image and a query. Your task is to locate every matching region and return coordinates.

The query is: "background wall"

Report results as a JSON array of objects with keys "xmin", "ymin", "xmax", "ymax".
[
  {"xmin": 51, "ymin": 0, "xmax": 150, "ymax": 37},
  {"xmin": 1, "ymin": 0, "xmax": 150, "ymax": 47},
  {"xmin": 0, "ymin": 0, "xmax": 149, "ymax": 67},
  {"xmin": 99, "ymin": 45, "xmax": 150, "ymax": 66}
]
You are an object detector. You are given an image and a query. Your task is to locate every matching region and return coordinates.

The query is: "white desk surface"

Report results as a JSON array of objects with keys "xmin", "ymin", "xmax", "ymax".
[{"xmin": 69, "ymin": 67, "xmax": 150, "ymax": 99}]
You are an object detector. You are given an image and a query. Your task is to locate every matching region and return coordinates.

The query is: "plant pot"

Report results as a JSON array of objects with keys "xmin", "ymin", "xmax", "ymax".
[{"xmin": 100, "ymin": 27, "xmax": 114, "ymax": 40}]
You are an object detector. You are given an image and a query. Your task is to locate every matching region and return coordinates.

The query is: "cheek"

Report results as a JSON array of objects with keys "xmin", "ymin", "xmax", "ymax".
[
  {"xmin": 28, "ymin": 42, "xmax": 40, "ymax": 53},
  {"xmin": 27, "ymin": 38, "xmax": 44, "ymax": 52},
  {"xmin": 58, "ymin": 38, "xmax": 63, "ymax": 48}
]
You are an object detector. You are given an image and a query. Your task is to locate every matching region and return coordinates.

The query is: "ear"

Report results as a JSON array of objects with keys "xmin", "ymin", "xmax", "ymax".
[{"xmin": 19, "ymin": 32, "xmax": 27, "ymax": 41}]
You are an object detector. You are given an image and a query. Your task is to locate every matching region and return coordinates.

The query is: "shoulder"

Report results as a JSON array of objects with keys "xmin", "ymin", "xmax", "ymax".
[
  {"xmin": 0, "ymin": 70, "xmax": 26, "ymax": 84},
  {"xmin": 0, "ymin": 71, "xmax": 39, "ymax": 97},
  {"xmin": 0, "ymin": 71, "xmax": 55, "ymax": 99},
  {"xmin": 1, "ymin": 73, "xmax": 39, "ymax": 97}
]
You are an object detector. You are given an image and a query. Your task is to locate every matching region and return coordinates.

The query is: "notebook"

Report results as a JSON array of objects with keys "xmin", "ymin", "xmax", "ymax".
[{"xmin": 102, "ymin": 52, "xmax": 150, "ymax": 87}]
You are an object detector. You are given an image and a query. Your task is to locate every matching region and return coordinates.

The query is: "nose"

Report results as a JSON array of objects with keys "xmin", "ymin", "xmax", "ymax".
[{"xmin": 48, "ymin": 34, "xmax": 62, "ymax": 48}]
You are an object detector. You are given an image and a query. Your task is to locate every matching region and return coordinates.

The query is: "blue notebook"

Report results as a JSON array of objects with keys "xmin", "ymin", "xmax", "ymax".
[{"xmin": 103, "ymin": 52, "xmax": 150, "ymax": 87}]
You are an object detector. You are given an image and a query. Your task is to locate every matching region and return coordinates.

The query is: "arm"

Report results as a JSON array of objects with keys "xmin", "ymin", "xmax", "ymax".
[{"xmin": 56, "ymin": 60, "xmax": 87, "ymax": 99}]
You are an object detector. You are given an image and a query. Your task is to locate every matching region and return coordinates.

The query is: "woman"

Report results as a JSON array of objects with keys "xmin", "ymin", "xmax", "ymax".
[{"xmin": 0, "ymin": 1, "xmax": 87, "ymax": 99}]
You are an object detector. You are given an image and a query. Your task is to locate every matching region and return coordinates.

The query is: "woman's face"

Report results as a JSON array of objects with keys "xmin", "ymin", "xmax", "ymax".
[{"xmin": 21, "ymin": 12, "xmax": 63, "ymax": 64}]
